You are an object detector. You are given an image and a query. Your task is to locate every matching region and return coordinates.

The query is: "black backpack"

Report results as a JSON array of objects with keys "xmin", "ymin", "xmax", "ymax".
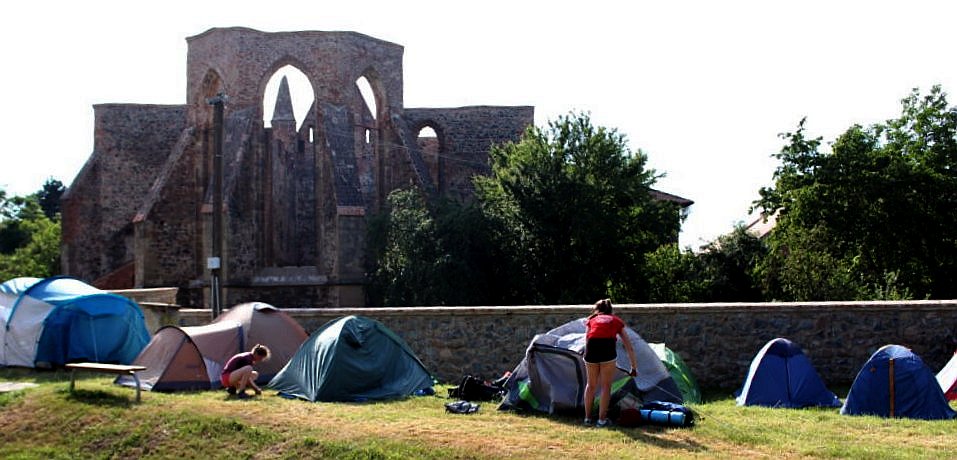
[{"xmin": 447, "ymin": 375, "xmax": 505, "ymax": 401}]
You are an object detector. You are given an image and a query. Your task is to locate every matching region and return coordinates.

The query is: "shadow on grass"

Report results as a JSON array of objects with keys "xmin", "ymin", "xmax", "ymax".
[
  {"xmin": 507, "ymin": 408, "xmax": 709, "ymax": 454},
  {"xmin": 63, "ymin": 388, "xmax": 139, "ymax": 408}
]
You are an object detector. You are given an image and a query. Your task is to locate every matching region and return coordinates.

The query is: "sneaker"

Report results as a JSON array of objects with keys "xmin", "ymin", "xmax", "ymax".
[
  {"xmin": 236, "ymin": 391, "xmax": 251, "ymax": 400},
  {"xmin": 226, "ymin": 387, "xmax": 237, "ymax": 395},
  {"xmin": 596, "ymin": 419, "xmax": 612, "ymax": 428},
  {"xmin": 583, "ymin": 418, "xmax": 594, "ymax": 426}
]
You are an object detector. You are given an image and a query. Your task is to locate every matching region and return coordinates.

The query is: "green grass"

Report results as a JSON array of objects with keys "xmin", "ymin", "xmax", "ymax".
[{"xmin": 1, "ymin": 368, "xmax": 955, "ymax": 459}]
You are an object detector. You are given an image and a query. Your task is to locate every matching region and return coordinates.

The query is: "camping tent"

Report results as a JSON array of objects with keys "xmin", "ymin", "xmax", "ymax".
[
  {"xmin": 936, "ymin": 350, "xmax": 957, "ymax": 401},
  {"xmin": 735, "ymin": 337, "xmax": 841, "ymax": 408},
  {"xmin": 499, "ymin": 318, "xmax": 683, "ymax": 416},
  {"xmin": 0, "ymin": 276, "xmax": 149, "ymax": 367},
  {"xmin": 650, "ymin": 343, "xmax": 702, "ymax": 404},
  {"xmin": 267, "ymin": 315, "xmax": 434, "ymax": 402},
  {"xmin": 841, "ymin": 344, "xmax": 956, "ymax": 420},
  {"xmin": 117, "ymin": 302, "xmax": 307, "ymax": 391},
  {"xmin": 212, "ymin": 302, "xmax": 309, "ymax": 382}
]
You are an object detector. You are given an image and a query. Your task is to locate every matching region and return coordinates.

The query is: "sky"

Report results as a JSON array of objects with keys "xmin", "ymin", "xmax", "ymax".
[{"xmin": 2, "ymin": 1, "xmax": 955, "ymax": 248}]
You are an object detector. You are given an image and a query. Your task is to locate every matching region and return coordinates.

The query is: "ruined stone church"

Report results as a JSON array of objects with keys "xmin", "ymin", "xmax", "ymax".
[{"xmin": 61, "ymin": 27, "xmax": 534, "ymax": 307}]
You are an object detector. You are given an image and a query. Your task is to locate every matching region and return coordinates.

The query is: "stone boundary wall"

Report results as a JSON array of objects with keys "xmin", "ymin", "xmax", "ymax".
[{"xmin": 135, "ymin": 301, "xmax": 957, "ymax": 390}]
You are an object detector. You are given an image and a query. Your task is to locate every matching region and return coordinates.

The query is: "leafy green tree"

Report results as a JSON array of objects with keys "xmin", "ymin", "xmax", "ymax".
[
  {"xmin": 475, "ymin": 112, "xmax": 681, "ymax": 304},
  {"xmin": 644, "ymin": 244, "xmax": 706, "ymax": 303},
  {"xmin": 0, "ymin": 190, "xmax": 61, "ymax": 279},
  {"xmin": 37, "ymin": 178, "xmax": 65, "ymax": 220},
  {"xmin": 696, "ymin": 225, "xmax": 766, "ymax": 302},
  {"xmin": 754, "ymin": 86, "xmax": 956, "ymax": 300},
  {"xmin": 365, "ymin": 189, "xmax": 513, "ymax": 306}
]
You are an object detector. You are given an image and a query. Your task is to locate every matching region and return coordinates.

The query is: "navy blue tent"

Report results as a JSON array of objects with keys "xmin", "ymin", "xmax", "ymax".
[
  {"xmin": 736, "ymin": 338, "xmax": 841, "ymax": 408},
  {"xmin": 841, "ymin": 344, "xmax": 956, "ymax": 420}
]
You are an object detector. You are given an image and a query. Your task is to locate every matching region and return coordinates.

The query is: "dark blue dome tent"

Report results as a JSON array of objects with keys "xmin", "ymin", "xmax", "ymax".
[
  {"xmin": 0, "ymin": 276, "xmax": 150, "ymax": 367},
  {"xmin": 736, "ymin": 337, "xmax": 841, "ymax": 408},
  {"xmin": 841, "ymin": 344, "xmax": 956, "ymax": 420}
]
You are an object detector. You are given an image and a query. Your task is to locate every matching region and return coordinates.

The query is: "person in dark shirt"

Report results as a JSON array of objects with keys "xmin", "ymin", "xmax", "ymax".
[
  {"xmin": 582, "ymin": 299, "xmax": 638, "ymax": 427},
  {"xmin": 221, "ymin": 344, "xmax": 271, "ymax": 398}
]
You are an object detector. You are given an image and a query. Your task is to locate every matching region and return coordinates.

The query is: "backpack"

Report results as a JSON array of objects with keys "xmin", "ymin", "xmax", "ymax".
[{"xmin": 447, "ymin": 374, "xmax": 505, "ymax": 401}]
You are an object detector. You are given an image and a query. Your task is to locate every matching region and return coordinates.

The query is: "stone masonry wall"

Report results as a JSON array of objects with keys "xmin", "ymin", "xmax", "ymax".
[
  {"xmin": 403, "ymin": 106, "xmax": 535, "ymax": 200},
  {"xmin": 149, "ymin": 301, "xmax": 957, "ymax": 390},
  {"xmin": 62, "ymin": 104, "xmax": 187, "ymax": 285}
]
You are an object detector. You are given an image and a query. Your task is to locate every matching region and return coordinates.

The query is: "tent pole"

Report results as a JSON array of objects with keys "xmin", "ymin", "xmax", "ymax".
[{"xmin": 888, "ymin": 358, "xmax": 895, "ymax": 417}]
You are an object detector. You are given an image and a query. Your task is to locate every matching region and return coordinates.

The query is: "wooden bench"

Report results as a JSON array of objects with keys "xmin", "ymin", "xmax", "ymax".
[{"xmin": 66, "ymin": 363, "xmax": 147, "ymax": 403}]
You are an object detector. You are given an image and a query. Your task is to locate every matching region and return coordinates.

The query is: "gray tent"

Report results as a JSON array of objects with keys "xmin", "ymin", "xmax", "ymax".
[{"xmin": 500, "ymin": 317, "xmax": 682, "ymax": 415}]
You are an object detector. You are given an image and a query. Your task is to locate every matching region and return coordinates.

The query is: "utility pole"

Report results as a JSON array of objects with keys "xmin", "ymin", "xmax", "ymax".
[{"xmin": 207, "ymin": 93, "xmax": 227, "ymax": 319}]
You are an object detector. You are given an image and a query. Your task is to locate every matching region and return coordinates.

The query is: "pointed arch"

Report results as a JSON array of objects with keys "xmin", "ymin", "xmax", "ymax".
[
  {"xmin": 413, "ymin": 121, "xmax": 447, "ymax": 193},
  {"xmin": 262, "ymin": 64, "xmax": 315, "ymax": 130}
]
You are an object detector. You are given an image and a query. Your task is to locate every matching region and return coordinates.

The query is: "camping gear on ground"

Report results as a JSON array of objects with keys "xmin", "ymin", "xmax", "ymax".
[
  {"xmin": 116, "ymin": 302, "xmax": 307, "ymax": 391},
  {"xmin": 267, "ymin": 315, "xmax": 434, "ymax": 402},
  {"xmin": 448, "ymin": 374, "xmax": 506, "ymax": 401},
  {"xmin": 499, "ymin": 317, "xmax": 683, "ymax": 417},
  {"xmin": 0, "ymin": 276, "xmax": 149, "ymax": 368},
  {"xmin": 735, "ymin": 337, "xmax": 841, "ymax": 408},
  {"xmin": 445, "ymin": 400, "xmax": 481, "ymax": 414},
  {"xmin": 841, "ymin": 344, "xmax": 956, "ymax": 420},
  {"xmin": 936, "ymin": 349, "xmax": 957, "ymax": 401},
  {"xmin": 638, "ymin": 400, "xmax": 696, "ymax": 427},
  {"xmin": 649, "ymin": 343, "xmax": 702, "ymax": 404}
]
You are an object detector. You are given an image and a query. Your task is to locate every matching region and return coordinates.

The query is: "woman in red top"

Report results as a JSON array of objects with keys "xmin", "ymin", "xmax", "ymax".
[
  {"xmin": 583, "ymin": 299, "xmax": 638, "ymax": 427},
  {"xmin": 221, "ymin": 344, "xmax": 271, "ymax": 399}
]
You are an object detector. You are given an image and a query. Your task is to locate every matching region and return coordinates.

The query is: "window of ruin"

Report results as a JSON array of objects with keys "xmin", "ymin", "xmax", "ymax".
[
  {"xmin": 416, "ymin": 126, "xmax": 440, "ymax": 156},
  {"xmin": 355, "ymin": 76, "xmax": 377, "ymax": 121},
  {"xmin": 262, "ymin": 65, "xmax": 314, "ymax": 130},
  {"xmin": 309, "ymin": 126, "xmax": 315, "ymax": 143}
]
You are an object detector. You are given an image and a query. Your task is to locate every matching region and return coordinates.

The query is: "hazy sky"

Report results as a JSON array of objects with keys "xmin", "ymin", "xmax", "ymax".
[{"xmin": 2, "ymin": 0, "xmax": 955, "ymax": 248}]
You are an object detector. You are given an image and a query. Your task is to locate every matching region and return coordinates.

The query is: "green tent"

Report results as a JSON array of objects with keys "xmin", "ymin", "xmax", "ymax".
[
  {"xmin": 267, "ymin": 315, "xmax": 434, "ymax": 402},
  {"xmin": 650, "ymin": 343, "xmax": 701, "ymax": 404}
]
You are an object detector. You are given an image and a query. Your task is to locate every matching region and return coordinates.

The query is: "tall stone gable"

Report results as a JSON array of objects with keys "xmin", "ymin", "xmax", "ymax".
[{"xmin": 62, "ymin": 27, "xmax": 534, "ymax": 307}]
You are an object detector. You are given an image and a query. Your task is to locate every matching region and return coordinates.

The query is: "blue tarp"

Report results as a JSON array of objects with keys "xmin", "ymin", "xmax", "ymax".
[
  {"xmin": 841, "ymin": 344, "xmax": 956, "ymax": 420},
  {"xmin": 4, "ymin": 276, "xmax": 150, "ymax": 366},
  {"xmin": 736, "ymin": 338, "xmax": 841, "ymax": 408}
]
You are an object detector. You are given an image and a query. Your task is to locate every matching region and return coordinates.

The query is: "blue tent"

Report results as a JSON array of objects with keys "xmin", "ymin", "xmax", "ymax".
[
  {"xmin": 1, "ymin": 276, "xmax": 150, "ymax": 367},
  {"xmin": 736, "ymin": 338, "xmax": 841, "ymax": 408},
  {"xmin": 841, "ymin": 344, "xmax": 956, "ymax": 420},
  {"xmin": 268, "ymin": 315, "xmax": 433, "ymax": 402}
]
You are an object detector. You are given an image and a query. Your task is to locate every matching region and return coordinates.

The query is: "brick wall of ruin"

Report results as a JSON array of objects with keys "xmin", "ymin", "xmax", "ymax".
[
  {"xmin": 403, "ymin": 106, "xmax": 534, "ymax": 200},
  {"xmin": 62, "ymin": 104, "xmax": 186, "ymax": 285}
]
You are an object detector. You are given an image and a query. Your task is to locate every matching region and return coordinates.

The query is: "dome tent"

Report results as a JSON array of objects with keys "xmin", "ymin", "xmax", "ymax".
[
  {"xmin": 0, "ymin": 276, "xmax": 149, "ymax": 367},
  {"xmin": 117, "ymin": 302, "xmax": 308, "ymax": 391},
  {"xmin": 842, "ymin": 344, "xmax": 956, "ymax": 420},
  {"xmin": 650, "ymin": 342, "xmax": 702, "ymax": 404},
  {"xmin": 268, "ymin": 315, "xmax": 434, "ymax": 402},
  {"xmin": 735, "ymin": 337, "xmax": 841, "ymax": 408},
  {"xmin": 937, "ymin": 349, "xmax": 957, "ymax": 401},
  {"xmin": 499, "ymin": 317, "xmax": 683, "ymax": 416}
]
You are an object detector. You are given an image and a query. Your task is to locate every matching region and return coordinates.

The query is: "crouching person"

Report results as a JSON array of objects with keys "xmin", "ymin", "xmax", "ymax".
[{"xmin": 222, "ymin": 344, "xmax": 271, "ymax": 399}]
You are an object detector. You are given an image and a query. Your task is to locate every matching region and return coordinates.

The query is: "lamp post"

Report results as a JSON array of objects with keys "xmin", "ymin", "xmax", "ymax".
[{"xmin": 206, "ymin": 93, "xmax": 227, "ymax": 319}]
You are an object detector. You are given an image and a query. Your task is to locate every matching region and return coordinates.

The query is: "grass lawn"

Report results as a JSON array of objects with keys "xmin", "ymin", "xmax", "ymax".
[{"xmin": 0, "ymin": 368, "xmax": 955, "ymax": 459}]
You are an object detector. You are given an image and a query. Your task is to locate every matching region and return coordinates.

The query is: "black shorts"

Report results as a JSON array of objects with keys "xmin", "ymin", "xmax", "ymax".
[{"xmin": 584, "ymin": 338, "xmax": 617, "ymax": 363}]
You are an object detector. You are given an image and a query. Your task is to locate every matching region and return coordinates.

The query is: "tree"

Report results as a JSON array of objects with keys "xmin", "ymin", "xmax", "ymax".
[
  {"xmin": 0, "ymin": 190, "xmax": 61, "ymax": 279},
  {"xmin": 37, "ymin": 178, "xmax": 65, "ymax": 220},
  {"xmin": 474, "ymin": 112, "xmax": 682, "ymax": 304},
  {"xmin": 754, "ymin": 86, "xmax": 956, "ymax": 300},
  {"xmin": 365, "ymin": 189, "xmax": 513, "ymax": 306},
  {"xmin": 696, "ymin": 225, "xmax": 766, "ymax": 302}
]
